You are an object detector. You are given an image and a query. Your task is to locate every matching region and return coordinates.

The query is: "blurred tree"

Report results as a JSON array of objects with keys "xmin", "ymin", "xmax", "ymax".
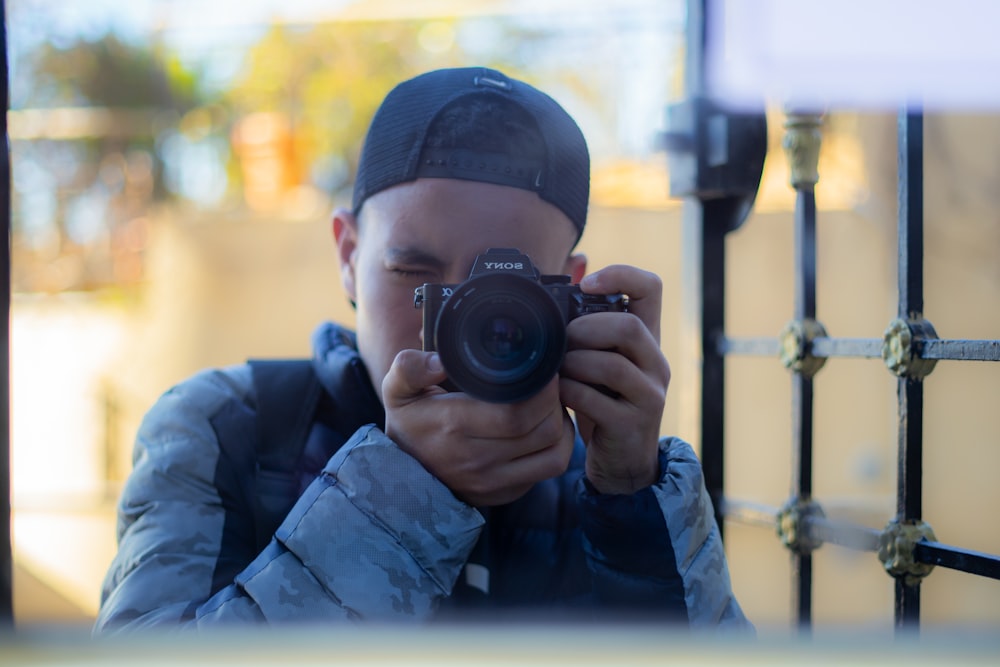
[
  {"xmin": 10, "ymin": 32, "xmax": 203, "ymax": 292},
  {"xmin": 19, "ymin": 33, "xmax": 199, "ymax": 111}
]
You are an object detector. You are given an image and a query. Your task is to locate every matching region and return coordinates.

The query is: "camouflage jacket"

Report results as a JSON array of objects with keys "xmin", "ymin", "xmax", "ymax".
[{"xmin": 95, "ymin": 322, "xmax": 750, "ymax": 633}]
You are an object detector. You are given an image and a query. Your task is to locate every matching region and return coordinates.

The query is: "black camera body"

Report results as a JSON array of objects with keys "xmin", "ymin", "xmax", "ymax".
[{"xmin": 414, "ymin": 248, "xmax": 627, "ymax": 403}]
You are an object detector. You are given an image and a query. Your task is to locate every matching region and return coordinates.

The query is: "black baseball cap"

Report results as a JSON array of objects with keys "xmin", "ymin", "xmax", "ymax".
[{"xmin": 351, "ymin": 67, "xmax": 590, "ymax": 240}]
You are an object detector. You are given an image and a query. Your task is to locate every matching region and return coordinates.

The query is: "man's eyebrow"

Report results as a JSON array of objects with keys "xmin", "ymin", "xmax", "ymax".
[{"xmin": 384, "ymin": 246, "xmax": 446, "ymax": 269}]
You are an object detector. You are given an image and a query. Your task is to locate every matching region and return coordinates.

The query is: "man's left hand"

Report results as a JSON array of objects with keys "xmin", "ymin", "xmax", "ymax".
[{"xmin": 558, "ymin": 264, "xmax": 670, "ymax": 495}]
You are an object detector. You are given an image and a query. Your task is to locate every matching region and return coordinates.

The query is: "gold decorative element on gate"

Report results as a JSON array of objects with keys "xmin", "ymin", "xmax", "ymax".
[
  {"xmin": 780, "ymin": 318, "xmax": 828, "ymax": 377},
  {"xmin": 882, "ymin": 318, "xmax": 939, "ymax": 379},
  {"xmin": 777, "ymin": 498, "xmax": 825, "ymax": 555},
  {"xmin": 782, "ymin": 112, "xmax": 823, "ymax": 189},
  {"xmin": 877, "ymin": 519, "xmax": 937, "ymax": 586}
]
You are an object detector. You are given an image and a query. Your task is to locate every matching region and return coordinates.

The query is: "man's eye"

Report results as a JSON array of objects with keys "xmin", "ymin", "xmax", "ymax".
[{"xmin": 390, "ymin": 267, "xmax": 428, "ymax": 278}]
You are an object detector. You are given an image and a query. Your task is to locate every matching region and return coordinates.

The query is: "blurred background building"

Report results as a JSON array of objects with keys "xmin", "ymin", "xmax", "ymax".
[{"xmin": 5, "ymin": 0, "xmax": 999, "ymax": 637}]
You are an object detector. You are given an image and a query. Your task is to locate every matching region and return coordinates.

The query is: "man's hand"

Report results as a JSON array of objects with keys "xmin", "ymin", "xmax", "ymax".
[
  {"xmin": 559, "ymin": 265, "xmax": 671, "ymax": 495},
  {"xmin": 382, "ymin": 350, "xmax": 576, "ymax": 507}
]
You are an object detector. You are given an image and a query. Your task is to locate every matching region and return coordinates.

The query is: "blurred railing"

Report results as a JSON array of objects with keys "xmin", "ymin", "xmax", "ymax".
[{"xmin": 666, "ymin": 0, "xmax": 1000, "ymax": 634}]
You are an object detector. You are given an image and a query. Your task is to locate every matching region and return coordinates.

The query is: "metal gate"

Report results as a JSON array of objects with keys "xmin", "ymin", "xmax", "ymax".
[{"xmin": 665, "ymin": 0, "xmax": 1000, "ymax": 633}]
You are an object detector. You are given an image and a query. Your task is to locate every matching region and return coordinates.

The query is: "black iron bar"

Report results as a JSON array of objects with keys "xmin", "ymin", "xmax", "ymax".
[
  {"xmin": 720, "ymin": 336, "xmax": 881, "ymax": 358},
  {"xmin": 719, "ymin": 498, "xmax": 780, "ymax": 529},
  {"xmin": 791, "ymin": 177, "xmax": 818, "ymax": 631},
  {"xmin": 794, "ymin": 190, "xmax": 818, "ymax": 323},
  {"xmin": 806, "ymin": 516, "xmax": 881, "ymax": 553},
  {"xmin": 921, "ymin": 339, "xmax": 1000, "ymax": 361},
  {"xmin": 914, "ymin": 541, "xmax": 1000, "ymax": 581},
  {"xmin": 722, "ymin": 336, "xmax": 1000, "ymax": 362},
  {"xmin": 791, "ymin": 372, "xmax": 814, "ymax": 629},
  {"xmin": 809, "ymin": 338, "xmax": 883, "ymax": 359},
  {"xmin": 699, "ymin": 206, "xmax": 727, "ymax": 537},
  {"xmin": 898, "ymin": 111, "xmax": 925, "ymax": 322},
  {"xmin": 717, "ymin": 336, "xmax": 781, "ymax": 356},
  {"xmin": 895, "ymin": 108, "xmax": 925, "ymax": 631}
]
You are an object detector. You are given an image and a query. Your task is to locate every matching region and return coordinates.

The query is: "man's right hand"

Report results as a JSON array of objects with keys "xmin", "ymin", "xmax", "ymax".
[{"xmin": 382, "ymin": 349, "xmax": 576, "ymax": 507}]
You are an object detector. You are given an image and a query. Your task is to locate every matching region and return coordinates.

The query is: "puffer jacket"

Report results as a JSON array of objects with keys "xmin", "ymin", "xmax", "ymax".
[{"xmin": 95, "ymin": 322, "xmax": 751, "ymax": 633}]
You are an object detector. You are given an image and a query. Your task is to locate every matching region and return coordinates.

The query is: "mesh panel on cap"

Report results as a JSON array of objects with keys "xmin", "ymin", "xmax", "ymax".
[{"xmin": 352, "ymin": 67, "xmax": 589, "ymax": 238}]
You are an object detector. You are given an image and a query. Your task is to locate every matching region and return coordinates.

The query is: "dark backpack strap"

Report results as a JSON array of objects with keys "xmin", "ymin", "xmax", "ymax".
[{"xmin": 248, "ymin": 358, "xmax": 324, "ymax": 551}]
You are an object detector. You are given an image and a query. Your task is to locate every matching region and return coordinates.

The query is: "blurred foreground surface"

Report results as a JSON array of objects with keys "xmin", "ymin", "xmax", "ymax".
[{"xmin": 2, "ymin": 625, "xmax": 1000, "ymax": 666}]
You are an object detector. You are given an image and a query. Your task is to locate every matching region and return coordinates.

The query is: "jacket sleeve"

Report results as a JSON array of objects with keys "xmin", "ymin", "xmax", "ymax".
[
  {"xmin": 95, "ymin": 368, "xmax": 483, "ymax": 634},
  {"xmin": 579, "ymin": 436, "xmax": 752, "ymax": 631}
]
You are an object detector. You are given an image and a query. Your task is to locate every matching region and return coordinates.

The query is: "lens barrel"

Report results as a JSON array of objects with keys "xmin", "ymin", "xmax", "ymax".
[{"xmin": 433, "ymin": 273, "xmax": 566, "ymax": 403}]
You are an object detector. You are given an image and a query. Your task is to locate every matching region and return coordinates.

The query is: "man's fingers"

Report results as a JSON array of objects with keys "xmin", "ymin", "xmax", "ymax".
[
  {"xmin": 566, "ymin": 313, "xmax": 669, "ymax": 382},
  {"xmin": 382, "ymin": 349, "xmax": 448, "ymax": 405},
  {"xmin": 580, "ymin": 265, "xmax": 662, "ymax": 342}
]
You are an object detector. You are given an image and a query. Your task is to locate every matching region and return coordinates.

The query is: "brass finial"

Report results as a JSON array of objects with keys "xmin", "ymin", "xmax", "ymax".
[{"xmin": 782, "ymin": 112, "xmax": 823, "ymax": 189}]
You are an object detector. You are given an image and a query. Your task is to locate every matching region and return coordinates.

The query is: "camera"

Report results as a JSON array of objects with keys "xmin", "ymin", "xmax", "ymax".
[{"xmin": 414, "ymin": 248, "xmax": 628, "ymax": 403}]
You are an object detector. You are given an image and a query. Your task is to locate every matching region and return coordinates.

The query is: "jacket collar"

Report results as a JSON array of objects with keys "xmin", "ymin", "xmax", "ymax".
[{"xmin": 310, "ymin": 322, "xmax": 385, "ymax": 431}]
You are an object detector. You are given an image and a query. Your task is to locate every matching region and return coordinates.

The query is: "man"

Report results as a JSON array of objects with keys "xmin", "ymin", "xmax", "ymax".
[{"xmin": 95, "ymin": 67, "xmax": 750, "ymax": 632}]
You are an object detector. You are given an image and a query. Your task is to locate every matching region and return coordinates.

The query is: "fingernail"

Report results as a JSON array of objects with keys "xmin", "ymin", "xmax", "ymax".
[{"xmin": 427, "ymin": 352, "xmax": 443, "ymax": 373}]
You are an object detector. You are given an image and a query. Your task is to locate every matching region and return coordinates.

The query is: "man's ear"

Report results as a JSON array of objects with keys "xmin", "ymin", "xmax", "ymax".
[
  {"xmin": 332, "ymin": 208, "xmax": 359, "ymax": 304},
  {"xmin": 564, "ymin": 252, "xmax": 587, "ymax": 284}
]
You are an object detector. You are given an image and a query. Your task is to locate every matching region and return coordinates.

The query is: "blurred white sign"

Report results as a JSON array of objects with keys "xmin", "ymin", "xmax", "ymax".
[{"xmin": 706, "ymin": 0, "xmax": 1000, "ymax": 110}]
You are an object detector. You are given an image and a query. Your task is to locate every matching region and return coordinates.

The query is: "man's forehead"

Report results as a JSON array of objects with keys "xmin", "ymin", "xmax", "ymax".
[{"xmin": 358, "ymin": 179, "xmax": 579, "ymax": 265}]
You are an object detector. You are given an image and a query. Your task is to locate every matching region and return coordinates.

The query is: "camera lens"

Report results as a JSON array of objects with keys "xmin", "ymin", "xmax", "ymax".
[
  {"xmin": 480, "ymin": 315, "xmax": 525, "ymax": 364},
  {"xmin": 462, "ymin": 301, "xmax": 540, "ymax": 382},
  {"xmin": 434, "ymin": 273, "xmax": 565, "ymax": 403}
]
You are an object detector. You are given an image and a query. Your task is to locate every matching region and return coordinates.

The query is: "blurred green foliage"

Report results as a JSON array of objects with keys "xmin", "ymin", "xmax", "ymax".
[{"xmin": 21, "ymin": 33, "xmax": 202, "ymax": 111}]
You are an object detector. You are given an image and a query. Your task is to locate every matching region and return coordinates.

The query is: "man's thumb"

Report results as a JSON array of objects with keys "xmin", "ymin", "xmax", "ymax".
[{"xmin": 383, "ymin": 349, "xmax": 447, "ymax": 405}]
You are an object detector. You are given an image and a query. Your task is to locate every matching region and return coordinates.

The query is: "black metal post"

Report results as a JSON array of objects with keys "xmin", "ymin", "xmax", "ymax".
[
  {"xmin": 0, "ymin": 0, "xmax": 13, "ymax": 627},
  {"xmin": 791, "ymin": 152, "xmax": 818, "ymax": 631},
  {"xmin": 678, "ymin": 0, "xmax": 726, "ymax": 537},
  {"xmin": 670, "ymin": 0, "xmax": 767, "ymax": 540},
  {"xmin": 895, "ymin": 109, "xmax": 925, "ymax": 631},
  {"xmin": 699, "ymin": 200, "xmax": 730, "ymax": 535}
]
